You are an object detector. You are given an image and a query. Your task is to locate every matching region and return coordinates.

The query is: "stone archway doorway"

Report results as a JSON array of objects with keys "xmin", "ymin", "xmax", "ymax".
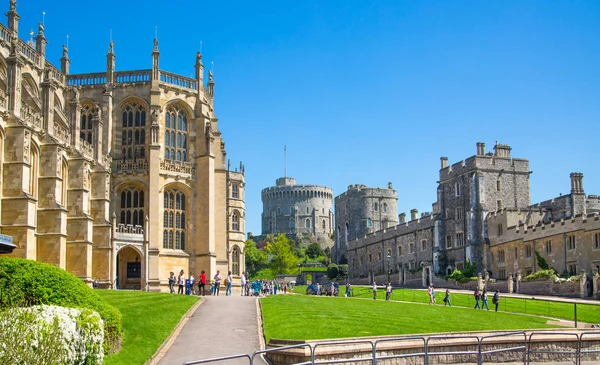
[{"xmin": 116, "ymin": 246, "xmax": 142, "ymax": 290}]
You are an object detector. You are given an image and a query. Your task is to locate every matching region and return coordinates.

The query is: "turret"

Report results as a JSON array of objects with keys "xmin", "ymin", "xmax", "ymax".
[
  {"xmin": 60, "ymin": 44, "xmax": 70, "ymax": 74},
  {"xmin": 35, "ymin": 22, "xmax": 46, "ymax": 61},
  {"xmin": 195, "ymin": 51, "xmax": 204, "ymax": 91},
  {"xmin": 106, "ymin": 41, "xmax": 115, "ymax": 85},
  {"xmin": 151, "ymin": 38, "xmax": 159, "ymax": 81},
  {"xmin": 6, "ymin": 0, "xmax": 19, "ymax": 34}
]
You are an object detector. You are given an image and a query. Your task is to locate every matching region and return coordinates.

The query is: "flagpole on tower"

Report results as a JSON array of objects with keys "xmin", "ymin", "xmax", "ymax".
[{"xmin": 284, "ymin": 145, "xmax": 287, "ymax": 179}]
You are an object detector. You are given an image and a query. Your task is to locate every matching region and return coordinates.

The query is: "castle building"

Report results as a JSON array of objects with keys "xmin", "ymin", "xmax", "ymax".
[
  {"xmin": 346, "ymin": 142, "xmax": 599, "ymax": 286},
  {"xmin": 260, "ymin": 177, "xmax": 334, "ymax": 248},
  {"xmin": 333, "ymin": 183, "xmax": 398, "ymax": 263},
  {"xmin": 0, "ymin": 1, "xmax": 245, "ymax": 291},
  {"xmin": 487, "ymin": 174, "xmax": 600, "ymax": 279}
]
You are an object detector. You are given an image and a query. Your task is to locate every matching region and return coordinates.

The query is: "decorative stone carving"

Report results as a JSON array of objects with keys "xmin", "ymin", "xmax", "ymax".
[{"xmin": 23, "ymin": 130, "xmax": 30, "ymax": 162}]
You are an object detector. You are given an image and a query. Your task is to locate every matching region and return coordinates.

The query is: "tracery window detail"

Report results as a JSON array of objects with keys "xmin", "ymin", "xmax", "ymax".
[
  {"xmin": 231, "ymin": 210, "xmax": 240, "ymax": 231},
  {"xmin": 164, "ymin": 105, "xmax": 188, "ymax": 162},
  {"xmin": 119, "ymin": 187, "xmax": 145, "ymax": 227},
  {"xmin": 163, "ymin": 189, "xmax": 186, "ymax": 250},
  {"xmin": 80, "ymin": 104, "xmax": 94, "ymax": 144},
  {"xmin": 121, "ymin": 102, "xmax": 146, "ymax": 159}
]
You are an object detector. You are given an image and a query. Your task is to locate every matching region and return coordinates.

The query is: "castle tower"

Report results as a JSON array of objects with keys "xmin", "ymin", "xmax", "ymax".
[
  {"xmin": 261, "ymin": 177, "xmax": 334, "ymax": 249},
  {"xmin": 334, "ymin": 183, "xmax": 398, "ymax": 263},
  {"xmin": 435, "ymin": 141, "xmax": 531, "ymax": 274}
]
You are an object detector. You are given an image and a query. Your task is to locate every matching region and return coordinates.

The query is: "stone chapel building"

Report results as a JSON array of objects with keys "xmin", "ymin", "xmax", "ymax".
[{"xmin": 0, "ymin": 1, "xmax": 246, "ymax": 291}]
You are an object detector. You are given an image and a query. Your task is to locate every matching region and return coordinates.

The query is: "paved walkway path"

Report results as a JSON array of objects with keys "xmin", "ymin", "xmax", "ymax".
[{"xmin": 156, "ymin": 294, "xmax": 266, "ymax": 365}]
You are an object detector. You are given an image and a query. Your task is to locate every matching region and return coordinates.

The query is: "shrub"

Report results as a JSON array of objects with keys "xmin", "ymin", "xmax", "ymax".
[
  {"xmin": 535, "ymin": 251, "xmax": 550, "ymax": 270},
  {"xmin": 327, "ymin": 263, "xmax": 339, "ymax": 280},
  {"xmin": 0, "ymin": 305, "xmax": 104, "ymax": 364},
  {"xmin": 0, "ymin": 257, "xmax": 122, "ymax": 354},
  {"xmin": 448, "ymin": 269, "xmax": 469, "ymax": 283},
  {"xmin": 523, "ymin": 269, "xmax": 557, "ymax": 282}
]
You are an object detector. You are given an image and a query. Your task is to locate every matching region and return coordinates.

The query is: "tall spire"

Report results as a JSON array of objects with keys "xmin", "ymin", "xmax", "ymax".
[
  {"xmin": 60, "ymin": 43, "xmax": 70, "ymax": 74},
  {"xmin": 35, "ymin": 21, "xmax": 46, "ymax": 56},
  {"xmin": 106, "ymin": 39, "xmax": 115, "ymax": 86},
  {"xmin": 195, "ymin": 50, "xmax": 204, "ymax": 91}
]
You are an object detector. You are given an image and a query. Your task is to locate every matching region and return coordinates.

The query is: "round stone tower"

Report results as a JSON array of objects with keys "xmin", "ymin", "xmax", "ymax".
[
  {"xmin": 334, "ymin": 183, "xmax": 398, "ymax": 262},
  {"xmin": 261, "ymin": 177, "xmax": 334, "ymax": 248}
]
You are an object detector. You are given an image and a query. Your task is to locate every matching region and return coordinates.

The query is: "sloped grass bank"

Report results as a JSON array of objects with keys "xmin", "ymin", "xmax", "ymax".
[
  {"xmin": 100, "ymin": 291, "xmax": 199, "ymax": 365},
  {"xmin": 261, "ymin": 294, "xmax": 555, "ymax": 342}
]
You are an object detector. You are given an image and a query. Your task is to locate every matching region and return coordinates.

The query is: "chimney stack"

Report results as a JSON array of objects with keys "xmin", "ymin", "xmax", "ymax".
[
  {"xmin": 410, "ymin": 209, "xmax": 418, "ymax": 221},
  {"xmin": 570, "ymin": 172, "xmax": 584, "ymax": 194},
  {"xmin": 440, "ymin": 157, "xmax": 448, "ymax": 169},
  {"xmin": 399, "ymin": 213, "xmax": 406, "ymax": 224},
  {"xmin": 476, "ymin": 142, "xmax": 485, "ymax": 156}
]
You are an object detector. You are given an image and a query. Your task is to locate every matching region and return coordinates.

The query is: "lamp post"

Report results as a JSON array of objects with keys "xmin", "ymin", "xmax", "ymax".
[{"xmin": 387, "ymin": 254, "xmax": 391, "ymax": 284}]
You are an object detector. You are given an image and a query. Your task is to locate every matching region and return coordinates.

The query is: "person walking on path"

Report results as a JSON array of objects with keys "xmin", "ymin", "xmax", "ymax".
[
  {"xmin": 443, "ymin": 289, "xmax": 451, "ymax": 307},
  {"xmin": 493, "ymin": 290, "xmax": 500, "ymax": 312},
  {"xmin": 199, "ymin": 270, "xmax": 206, "ymax": 296},
  {"xmin": 241, "ymin": 272, "xmax": 246, "ymax": 296},
  {"xmin": 386, "ymin": 283, "xmax": 392, "ymax": 301},
  {"xmin": 372, "ymin": 281, "xmax": 377, "ymax": 300},
  {"xmin": 482, "ymin": 290, "xmax": 490, "ymax": 310},
  {"xmin": 473, "ymin": 289, "xmax": 481, "ymax": 309},
  {"xmin": 214, "ymin": 270, "xmax": 222, "ymax": 296},
  {"xmin": 168, "ymin": 271, "xmax": 176, "ymax": 294},
  {"xmin": 177, "ymin": 270, "xmax": 185, "ymax": 295},
  {"xmin": 225, "ymin": 271, "xmax": 232, "ymax": 296}
]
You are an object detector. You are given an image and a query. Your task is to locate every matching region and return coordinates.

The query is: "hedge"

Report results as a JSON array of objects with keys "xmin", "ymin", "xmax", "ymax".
[{"xmin": 0, "ymin": 257, "xmax": 122, "ymax": 354}]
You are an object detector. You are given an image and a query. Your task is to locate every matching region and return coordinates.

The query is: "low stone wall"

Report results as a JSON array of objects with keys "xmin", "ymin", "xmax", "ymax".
[
  {"xmin": 266, "ymin": 330, "xmax": 600, "ymax": 365},
  {"xmin": 519, "ymin": 279, "xmax": 581, "ymax": 297}
]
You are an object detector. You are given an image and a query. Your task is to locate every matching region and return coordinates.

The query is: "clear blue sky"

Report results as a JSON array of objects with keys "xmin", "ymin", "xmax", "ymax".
[{"xmin": 18, "ymin": 0, "xmax": 600, "ymax": 235}]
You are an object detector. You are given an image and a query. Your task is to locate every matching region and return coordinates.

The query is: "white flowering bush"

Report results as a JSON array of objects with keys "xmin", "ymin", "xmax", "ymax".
[{"xmin": 0, "ymin": 305, "xmax": 104, "ymax": 365}]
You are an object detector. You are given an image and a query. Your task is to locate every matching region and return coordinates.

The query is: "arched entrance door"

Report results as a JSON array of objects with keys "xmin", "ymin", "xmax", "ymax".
[{"xmin": 116, "ymin": 246, "xmax": 142, "ymax": 290}]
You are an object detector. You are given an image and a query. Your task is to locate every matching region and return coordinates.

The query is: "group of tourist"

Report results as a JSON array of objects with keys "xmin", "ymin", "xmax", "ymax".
[
  {"xmin": 244, "ymin": 279, "xmax": 293, "ymax": 297},
  {"xmin": 168, "ymin": 269, "xmax": 236, "ymax": 296},
  {"xmin": 371, "ymin": 282, "xmax": 501, "ymax": 311}
]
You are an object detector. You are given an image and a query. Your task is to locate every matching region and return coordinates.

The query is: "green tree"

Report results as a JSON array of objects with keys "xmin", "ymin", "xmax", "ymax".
[
  {"xmin": 244, "ymin": 239, "xmax": 268, "ymax": 277},
  {"xmin": 265, "ymin": 234, "xmax": 300, "ymax": 275},
  {"xmin": 327, "ymin": 263, "xmax": 339, "ymax": 280},
  {"xmin": 306, "ymin": 243, "xmax": 324, "ymax": 259},
  {"xmin": 535, "ymin": 251, "xmax": 550, "ymax": 270},
  {"xmin": 338, "ymin": 264, "xmax": 348, "ymax": 280}
]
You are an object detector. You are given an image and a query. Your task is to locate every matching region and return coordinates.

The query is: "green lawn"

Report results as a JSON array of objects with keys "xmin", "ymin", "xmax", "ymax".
[
  {"xmin": 294, "ymin": 285, "xmax": 600, "ymax": 324},
  {"xmin": 261, "ymin": 294, "xmax": 556, "ymax": 343},
  {"xmin": 98, "ymin": 290, "xmax": 199, "ymax": 365}
]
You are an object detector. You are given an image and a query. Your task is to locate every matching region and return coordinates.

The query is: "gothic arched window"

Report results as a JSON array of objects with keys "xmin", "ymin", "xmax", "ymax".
[
  {"xmin": 163, "ymin": 189, "xmax": 186, "ymax": 250},
  {"xmin": 231, "ymin": 246, "xmax": 240, "ymax": 276},
  {"xmin": 119, "ymin": 187, "xmax": 145, "ymax": 227},
  {"xmin": 80, "ymin": 104, "xmax": 94, "ymax": 144},
  {"xmin": 164, "ymin": 105, "xmax": 188, "ymax": 162},
  {"xmin": 121, "ymin": 102, "xmax": 146, "ymax": 159},
  {"xmin": 305, "ymin": 218, "xmax": 311, "ymax": 229},
  {"xmin": 231, "ymin": 211, "xmax": 240, "ymax": 231}
]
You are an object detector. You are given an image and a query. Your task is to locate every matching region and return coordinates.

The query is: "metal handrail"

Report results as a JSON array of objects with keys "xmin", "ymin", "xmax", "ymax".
[
  {"xmin": 578, "ymin": 330, "xmax": 600, "ymax": 360},
  {"xmin": 425, "ymin": 334, "xmax": 480, "ymax": 365},
  {"xmin": 312, "ymin": 339, "xmax": 375, "ymax": 364},
  {"xmin": 374, "ymin": 336, "xmax": 426, "ymax": 362},
  {"xmin": 479, "ymin": 331, "xmax": 527, "ymax": 365},
  {"xmin": 252, "ymin": 343, "xmax": 312, "ymax": 365},
  {"xmin": 182, "ymin": 353, "xmax": 251, "ymax": 364},
  {"xmin": 527, "ymin": 331, "xmax": 580, "ymax": 365}
]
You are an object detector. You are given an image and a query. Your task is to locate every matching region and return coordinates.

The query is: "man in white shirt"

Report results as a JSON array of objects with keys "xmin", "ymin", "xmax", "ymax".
[
  {"xmin": 214, "ymin": 270, "xmax": 222, "ymax": 296},
  {"xmin": 241, "ymin": 272, "xmax": 247, "ymax": 296}
]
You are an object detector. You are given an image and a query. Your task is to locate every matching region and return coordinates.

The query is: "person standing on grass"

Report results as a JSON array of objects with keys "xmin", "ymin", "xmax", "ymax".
[
  {"xmin": 168, "ymin": 271, "xmax": 176, "ymax": 294},
  {"xmin": 346, "ymin": 283, "xmax": 351, "ymax": 297},
  {"xmin": 443, "ymin": 289, "xmax": 451, "ymax": 307},
  {"xmin": 214, "ymin": 270, "xmax": 222, "ymax": 296},
  {"xmin": 473, "ymin": 289, "xmax": 481, "ymax": 309},
  {"xmin": 493, "ymin": 290, "xmax": 500, "ymax": 312},
  {"xmin": 372, "ymin": 281, "xmax": 377, "ymax": 300},
  {"xmin": 386, "ymin": 283, "xmax": 392, "ymax": 301},
  {"xmin": 199, "ymin": 270, "xmax": 206, "ymax": 296},
  {"xmin": 482, "ymin": 290, "xmax": 490, "ymax": 310},
  {"xmin": 177, "ymin": 270, "xmax": 185, "ymax": 295},
  {"xmin": 428, "ymin": 284, "xmax": 434, "ymax": 305}
]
